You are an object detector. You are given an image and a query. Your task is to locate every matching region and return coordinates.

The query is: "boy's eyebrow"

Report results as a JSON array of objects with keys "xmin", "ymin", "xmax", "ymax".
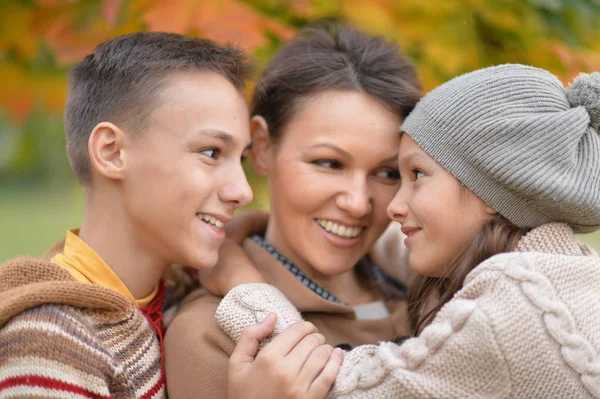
[{"xmin": 197, "ymin": 129, "xmax": 235, "ymax": 144}]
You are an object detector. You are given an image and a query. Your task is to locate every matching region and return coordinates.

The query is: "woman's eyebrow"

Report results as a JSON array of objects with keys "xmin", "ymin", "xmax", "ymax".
[{"xmin": 309, "ymin": 142, "xmax": 351, "ymax": 159}]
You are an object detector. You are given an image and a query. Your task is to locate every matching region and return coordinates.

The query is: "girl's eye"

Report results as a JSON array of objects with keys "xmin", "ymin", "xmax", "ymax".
[
  {"xmin": 375, "ymin": 168, "xmax": 400, "ymax": 180},
  {"xmin": 414, "ymin": 169, "xmax": 425, "ymax": 179},
  {"xmin": 312, "ymin": 159, "xmax": 342, "ymax": 169},
  {"xmin": 199, "ymin": 148, "xmax": 220, "ymax": 159}
]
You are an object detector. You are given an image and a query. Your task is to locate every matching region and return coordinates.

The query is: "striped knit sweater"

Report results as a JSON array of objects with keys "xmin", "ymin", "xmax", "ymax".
[{"xmin": 0, "ymin": 256, "xmax": 167, "ymax": 399}]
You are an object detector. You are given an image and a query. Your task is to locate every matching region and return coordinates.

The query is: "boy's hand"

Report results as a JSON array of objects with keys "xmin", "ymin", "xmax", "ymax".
[
  {"xmin": 227, "ymin": 315, "xmax": 343, "ymax": 399},
  {"xmin": 198, "ymin": 238, "xmax": 264, "ymax": 296}
]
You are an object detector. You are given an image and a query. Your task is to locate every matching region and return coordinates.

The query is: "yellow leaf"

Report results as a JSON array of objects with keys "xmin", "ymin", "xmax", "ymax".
[
  {"xmin": 0, "ymin": 2, "xmax": 38, "ymax": 60},
  {"xmin": 0, "ymin": 62, "xmax": 67, "ymax": 122}
]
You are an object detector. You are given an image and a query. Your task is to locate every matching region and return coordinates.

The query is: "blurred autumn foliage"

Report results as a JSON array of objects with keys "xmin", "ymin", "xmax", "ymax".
[
  {"xmin": 2, "ymin": 0, "xmax": 600, "ymax": 260},
  {"xmin": 1, "ymin": 0, "xmax": 600, "ymax": 183}
]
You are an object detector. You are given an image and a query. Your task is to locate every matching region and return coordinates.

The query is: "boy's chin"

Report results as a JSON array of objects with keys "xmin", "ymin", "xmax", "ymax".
[{"xmin": 183, "ymin": 251, "xmax": 218, "ymax": 271}]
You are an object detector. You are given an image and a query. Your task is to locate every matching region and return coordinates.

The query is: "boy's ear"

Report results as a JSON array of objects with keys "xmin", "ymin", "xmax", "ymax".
[
  {"xmin": 88, "ymin": 122, "xmax": 126, "ymax": 181},
  {"xmin": 249, "ymin": 115, "xmax": 274, "ymax": 177}
]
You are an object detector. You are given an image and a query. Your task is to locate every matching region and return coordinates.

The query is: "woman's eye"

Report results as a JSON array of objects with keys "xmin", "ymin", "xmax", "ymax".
[
  {"xmin": 375, "ymin": 168, "xmax": 400, "ymax": 180},
  {"xmin": 199, "ymin": 148, "xmax": 220, "ymax": 159},
  {"xmin": 414, "ymin": 169, "xmax": 425, "ymax": 179},
  {"xmin": 313, "ymin": 159, "xmax": 342, "ymax": 169}
]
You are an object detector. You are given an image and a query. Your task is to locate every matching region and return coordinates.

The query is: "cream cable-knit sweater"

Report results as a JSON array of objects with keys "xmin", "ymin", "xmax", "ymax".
[{"xmin": 216, "ymin": 223, "xmax": 600, "ymax": 398}]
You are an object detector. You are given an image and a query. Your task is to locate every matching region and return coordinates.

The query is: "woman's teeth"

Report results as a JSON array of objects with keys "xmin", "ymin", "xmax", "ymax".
[
  {"xmin": 316, "ymin": 219, "xmax": 364, "ymax": 238},
  {"xmin": 198, "ymin": 214, "xmax": 224, "ymax": 228}
]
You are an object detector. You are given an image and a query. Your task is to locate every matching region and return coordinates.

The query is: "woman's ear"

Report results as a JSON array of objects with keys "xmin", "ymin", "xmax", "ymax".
[
  {"xmin": 88, "ymin": 122, "xmax": 126, "ymax": 181},
  {"xmin": 249, "ymin": 116, "xmax": 274, "ymax": 177}
]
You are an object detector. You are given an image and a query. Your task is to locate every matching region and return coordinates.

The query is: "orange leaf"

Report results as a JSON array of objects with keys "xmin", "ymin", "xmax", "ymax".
[
  {"xmin": 103, "ymin": 0, "xmax": 124, "ymax": 26},
  {"xmin": 142, "ymin": 0, "xmax": 196, "ymax": 33},
  {"xmin": 143, "ymin": 0, "xmax": 294, "ymax": 51},
  {"xmin": 0, "ymin": 62, "xmax": 67, "ymax": 122}
]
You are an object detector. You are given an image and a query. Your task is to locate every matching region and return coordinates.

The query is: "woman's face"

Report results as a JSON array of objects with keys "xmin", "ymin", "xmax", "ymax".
[
  {"xmin": 252, "ymin": 90, "xmax": 402, "ymax": 278},
  {"xmin": 386, "ymin": 135, "xmax": 495, "ymax": 277}
]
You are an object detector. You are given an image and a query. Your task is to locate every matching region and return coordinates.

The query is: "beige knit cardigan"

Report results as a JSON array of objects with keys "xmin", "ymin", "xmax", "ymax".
[{"xmin": 216, "ymin": 223, "xmax": 600, "ymax": 398}]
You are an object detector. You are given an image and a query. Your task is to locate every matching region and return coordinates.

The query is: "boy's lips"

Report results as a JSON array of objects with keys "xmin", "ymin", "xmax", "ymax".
[{"xmin": 197, "ymin": 213, "xmax": 230, "ymax": 229}]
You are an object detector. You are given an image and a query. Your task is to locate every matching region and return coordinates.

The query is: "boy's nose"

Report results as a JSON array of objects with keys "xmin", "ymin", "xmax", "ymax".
[{"xmin": 220, "ymin": 170, "xmax": 254, "ymax": 208}]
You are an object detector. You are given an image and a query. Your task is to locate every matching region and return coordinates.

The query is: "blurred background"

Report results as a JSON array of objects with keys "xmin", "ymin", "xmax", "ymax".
[{"xmin": 1, "ymin": 0, "xmax": 600, "ymax": 261}]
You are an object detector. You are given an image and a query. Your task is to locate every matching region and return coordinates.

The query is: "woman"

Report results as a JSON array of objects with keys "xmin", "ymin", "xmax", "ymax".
[
  {"xmin": 216, "ymin": 65, "xmax": 600, "ymax": 398},
  {"xmin": 164, "ymin": 24, "xmax": 422, "ymax": 398}
]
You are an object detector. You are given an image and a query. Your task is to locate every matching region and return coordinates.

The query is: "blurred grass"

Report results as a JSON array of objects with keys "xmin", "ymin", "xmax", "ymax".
[
  {"xmin": 0, "ymin": 185, "xmax": 84, "ymax": 262},
  {"xmin": 1, "ymin": 185, "xmax": 599, "ymax": 262}
]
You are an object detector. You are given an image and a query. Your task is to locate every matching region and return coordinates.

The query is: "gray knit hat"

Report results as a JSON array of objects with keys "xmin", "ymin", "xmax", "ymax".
[{"xmin": 401, "ymin": 64, "xmax": 600, "ymax": 233}]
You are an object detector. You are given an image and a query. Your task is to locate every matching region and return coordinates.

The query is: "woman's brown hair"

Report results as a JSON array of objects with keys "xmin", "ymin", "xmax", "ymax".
[
  {"xmin": 251, "ymin": 23, "xmax": 422, "ymax": 141},
  {"xmin": 407, "ymin": 214, "xmax": 530, "ymax": 335}
]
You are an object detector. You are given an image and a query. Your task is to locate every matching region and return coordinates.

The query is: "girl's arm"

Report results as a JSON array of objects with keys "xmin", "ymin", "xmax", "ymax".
[{"xmin": 217, "ymin": 278, "xmax": 510, "ymax": 399}]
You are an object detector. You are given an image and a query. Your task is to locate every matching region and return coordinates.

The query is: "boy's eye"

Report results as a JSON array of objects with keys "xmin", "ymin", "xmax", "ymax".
[
  {"xmin": 312, "ymin": 159, "xmax": 342, "ymax": 169},
  {"xmin": 375, "ymin": 168, "xmax": 400, "ymax": 180},
  {"xmin": 199, "ymin": 148, "xmax": 220, "ymax": 159},
  {"xmin": 414, "ymin": 170, "xmax": 425, "ymax": 179}
]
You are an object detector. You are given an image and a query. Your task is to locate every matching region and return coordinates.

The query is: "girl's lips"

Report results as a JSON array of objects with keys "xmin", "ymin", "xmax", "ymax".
[{"xmin": 401, "ymin": 226, "xmax": 421, "ymax": 237}]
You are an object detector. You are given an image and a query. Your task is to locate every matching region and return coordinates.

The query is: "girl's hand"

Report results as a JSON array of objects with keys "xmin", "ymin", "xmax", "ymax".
[{"xmin": 227, "ymin": 314, "xmax": 343, "ymax": 399}]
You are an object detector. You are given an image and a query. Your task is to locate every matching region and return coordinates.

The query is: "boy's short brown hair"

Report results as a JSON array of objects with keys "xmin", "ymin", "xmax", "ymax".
[{"xmin": 65, "ymin": 32, "xmax": 252, "ymax": 184}]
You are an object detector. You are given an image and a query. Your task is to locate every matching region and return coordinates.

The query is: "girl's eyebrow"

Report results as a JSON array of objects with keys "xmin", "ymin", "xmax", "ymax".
[{"xmin": 402, "ymin": 152, "xmax": 428, "ymax": 164}]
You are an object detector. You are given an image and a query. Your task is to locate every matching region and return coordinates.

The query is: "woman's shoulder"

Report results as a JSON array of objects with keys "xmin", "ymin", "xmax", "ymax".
[{"xmin": 165, "ymin": 288, "xmax": 226, "ymax": 347}]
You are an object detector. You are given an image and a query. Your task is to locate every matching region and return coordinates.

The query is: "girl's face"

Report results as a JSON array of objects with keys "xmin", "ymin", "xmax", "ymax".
[
  {"xmin": 386, "ymin": 135, "xmax": 495, "ymax": 277},
  {"xmin": 252, "ymin": 90, "xmax": 402, "ymax": 278}
]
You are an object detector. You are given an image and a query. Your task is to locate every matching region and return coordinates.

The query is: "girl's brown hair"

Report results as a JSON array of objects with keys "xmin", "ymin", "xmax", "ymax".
[
  {"xmin": 407, "ymin": 214, "xmax": 530, "ymax": 335},
  {"xmin": 251, "ymin": 23, "xmax": 422, "ymax": 141}
]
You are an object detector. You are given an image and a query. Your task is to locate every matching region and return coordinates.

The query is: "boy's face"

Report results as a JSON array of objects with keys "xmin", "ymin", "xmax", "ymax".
[{"xmin": 122, "ymin": 71, "xmax": 253, "ymax": 270}]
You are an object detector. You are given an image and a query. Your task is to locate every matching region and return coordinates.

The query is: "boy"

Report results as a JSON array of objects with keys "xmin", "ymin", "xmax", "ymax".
[{"xmin": 0, "ymin": 32, "xmax": 253, "ymax": 398}]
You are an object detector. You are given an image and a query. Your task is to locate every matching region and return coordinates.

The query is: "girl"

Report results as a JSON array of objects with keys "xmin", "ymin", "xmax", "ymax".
[
  {"xmin": 164, "ymin": 24, "xmax": 422, "ymax": 398},
  {"xmin": 216, "ymin": 64, "xmax": 600, "ymax": 398}
]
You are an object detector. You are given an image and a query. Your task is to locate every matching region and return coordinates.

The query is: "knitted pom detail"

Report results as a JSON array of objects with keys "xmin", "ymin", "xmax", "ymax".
[{"xmin": 565, "ymin": 72, "xmax": 600, "ymax": 132}]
